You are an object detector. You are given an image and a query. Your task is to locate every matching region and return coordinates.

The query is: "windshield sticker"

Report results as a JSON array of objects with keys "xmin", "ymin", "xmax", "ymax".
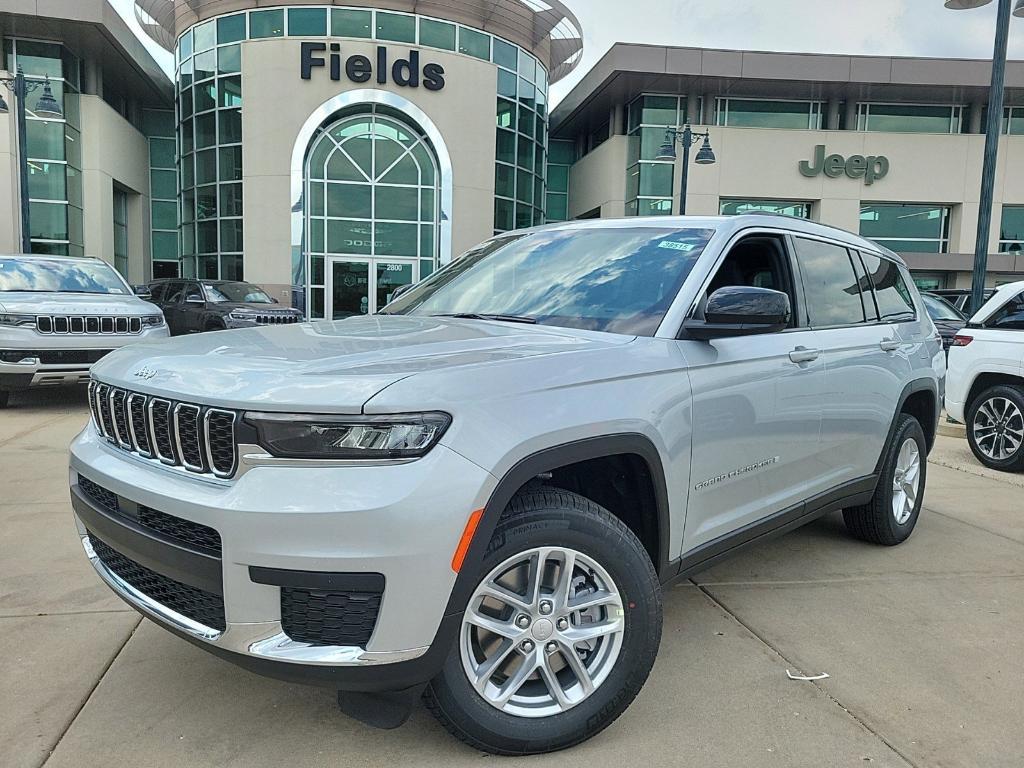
[{"xmin": 659, "ymin": 241, "xmax": 696, "ymax": 252}]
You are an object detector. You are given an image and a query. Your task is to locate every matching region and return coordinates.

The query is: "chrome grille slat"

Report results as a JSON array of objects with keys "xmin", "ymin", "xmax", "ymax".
[
  {"xmin": 149, "ymin": 398, "xmax": 176, "ymax": 465},
  {"xmin": 173, "ymin": 403, "xmax": 205, "ymax": 473},
  {"xmin": 95, "ymin": 384, "xmax": 114, "ymax": 440},
  {"xmin": 109, "ymin": 388, "xmax": 131, "ymax": 449},
  {"xmin": 204, "ymin": 409, "xmax": 237, "ymax": 478},
  {"xmin": 126, "ymin": 393, "xmax": 152, "ymax": 457}
]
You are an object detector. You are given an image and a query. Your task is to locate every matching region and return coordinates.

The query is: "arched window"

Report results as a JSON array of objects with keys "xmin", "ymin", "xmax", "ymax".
[{"xmin": 304, "ymin": 105, "xmax": 440, "ymax": 319}]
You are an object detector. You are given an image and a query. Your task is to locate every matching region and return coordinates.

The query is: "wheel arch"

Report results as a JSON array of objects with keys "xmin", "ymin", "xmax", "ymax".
[
  {"xmin": 876, "ymin": 378, "xmax": 940, "ymax": 472},
  {"xmin": 444, "ymin": 434, "xmax": 672, "ymax": 618},
  {"xmin": 965, "ymin": 371, "xmax": 1024, "ymax": 415}
]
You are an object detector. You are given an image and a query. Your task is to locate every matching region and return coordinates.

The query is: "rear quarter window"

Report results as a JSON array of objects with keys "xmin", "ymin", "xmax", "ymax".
[
  {"xmin": 793, "ymin": 237, "xmax": 866, "ymax": 327},
  {"xmin": 859, "ymin": 252, "xmax": 916, "ymax": 320}
]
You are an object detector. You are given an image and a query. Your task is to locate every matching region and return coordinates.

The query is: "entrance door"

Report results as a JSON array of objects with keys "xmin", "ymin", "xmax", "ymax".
[{"xmin": 328, "ymin": 258, "xmax": 416, "ymax": 319}]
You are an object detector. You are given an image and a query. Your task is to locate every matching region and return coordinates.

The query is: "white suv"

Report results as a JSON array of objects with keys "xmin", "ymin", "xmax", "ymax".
[
  {"xmin": 945, "ymin": 280, "xmax": 1024, "ymax": 471},
  {"xmin": 0, "ymin": 254, "xmax": 168, "ymax": 407}
]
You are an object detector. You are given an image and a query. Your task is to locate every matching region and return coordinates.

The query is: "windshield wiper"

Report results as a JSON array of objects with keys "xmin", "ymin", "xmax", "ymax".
[{"xmin": 431, "ymin": 312, "xmax": 537, "ymax": 324}]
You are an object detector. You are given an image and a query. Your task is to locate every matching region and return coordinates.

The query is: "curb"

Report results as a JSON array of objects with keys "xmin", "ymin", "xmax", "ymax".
[{"xmin": 937, "ymin": 420, "xmax": 966, "ymax": 439}]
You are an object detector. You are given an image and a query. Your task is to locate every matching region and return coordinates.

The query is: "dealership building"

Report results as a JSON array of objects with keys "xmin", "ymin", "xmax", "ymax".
[{"xmin": 2, "ymin": 1, "xmax": 1024, "ymax": 314}]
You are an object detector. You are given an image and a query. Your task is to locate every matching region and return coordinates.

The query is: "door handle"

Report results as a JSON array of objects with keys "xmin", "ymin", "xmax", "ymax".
[
  {"xmin": 789, "ymin": 346, "xmax": 821, "ymax": 364},
  {"xmin": 880, "ymin": 338, "xmax": 900, "ymax": 352}
]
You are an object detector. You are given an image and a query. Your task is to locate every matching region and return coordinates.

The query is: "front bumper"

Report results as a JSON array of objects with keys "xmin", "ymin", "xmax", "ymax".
[{"xmin": 69, "ymin": 426, "xmax": 494, "ymax": 689}]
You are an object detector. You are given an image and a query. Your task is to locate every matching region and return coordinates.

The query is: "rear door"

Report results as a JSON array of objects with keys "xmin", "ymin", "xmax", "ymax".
[
  {"xmin": 794, "ymin": 238, "xmax": 908, "ymax": 488},
  {"xmin": 181, "ymin": 281, "xmax": 206, "ymax": 333}
]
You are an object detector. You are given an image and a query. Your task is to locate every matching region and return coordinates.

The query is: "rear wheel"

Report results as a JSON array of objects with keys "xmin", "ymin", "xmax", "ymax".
[
  {"xmin": 843, "ymin": 413, "xmax": 926, "ymax": 545},
  {"xmin": 424, "ymin": 489, "xmax": 661, "ymax": 755},
  {"xmin": 966, "ymin": 385, "xmax": 1024, "ymax": 472}
]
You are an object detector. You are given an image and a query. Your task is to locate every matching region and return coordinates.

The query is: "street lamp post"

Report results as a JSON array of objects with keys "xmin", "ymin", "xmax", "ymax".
[
  {"xmin": 0, "ymin": 70, "xmax": 65, "ymax": 253},
  {"xmin": 945, "ymin": 0, "xmax": 1024, "ymax": 313},
  {"xmin": 655, "ymin": 125, "xmax": 716, "ymax": 215}
]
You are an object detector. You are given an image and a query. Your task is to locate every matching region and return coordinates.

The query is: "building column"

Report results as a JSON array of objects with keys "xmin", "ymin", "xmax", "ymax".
[
  {"xmin": 969, "ymin": 99, "xmax": 985, "ymax": 134},
  {"xmin": 686, "ymin": 93, "xmax": 700, "ymax": 126},
  {"xmin": 700, "ymin": 93, "xmax": 715, "ymax": 125},
  {"xmin": 826, "ymin": 97, "xmax": 841, "ymax": 130},
  {"xmin": 610, "ymin": 103, "xmax": 624, "ymax": 136},
  {"xmin": 843, "ymin": 99, "xmax": 858, "ymax": 130},
  {"xmin": 84, "ymin": 59, "xmax": 103, "ymax": 97}
]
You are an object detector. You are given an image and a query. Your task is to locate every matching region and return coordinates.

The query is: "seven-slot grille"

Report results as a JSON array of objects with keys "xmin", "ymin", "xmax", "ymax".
[
  {"xmin": 88, "ymin": 380, "xmax": 238, "ymax": 478},
  {"xmin": 255, "ymin": 313, "xmax": 300, "ymax": 325},
  {"xmin": 37, "ymin": 316, "xmax": 143, "ymax": 334}
]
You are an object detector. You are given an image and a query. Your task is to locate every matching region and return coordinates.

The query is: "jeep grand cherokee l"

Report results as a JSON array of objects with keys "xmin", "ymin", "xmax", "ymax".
[
  {"xmin": 0, "ymin": 254, "xmax": 167, "ymax": 408},
  {"xmin": 69, "ymin": 215, "xmax": 944, "ymax": 754}
]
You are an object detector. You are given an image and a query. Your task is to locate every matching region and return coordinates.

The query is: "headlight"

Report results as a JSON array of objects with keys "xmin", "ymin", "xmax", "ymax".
[
  {"xmin": 141, "ymin": 314, "xmax": 164, "ymax": 327},
  {"xmin": 244, "ymin": 412, "xmax": 451, "ymax": 459},
  {"xmin": 0, "ymin": 313, "xmax": 35, "ymax": 327},
  {"xmin": 229, "ymin": 309, "xmax": 259, "ymax": 321}
]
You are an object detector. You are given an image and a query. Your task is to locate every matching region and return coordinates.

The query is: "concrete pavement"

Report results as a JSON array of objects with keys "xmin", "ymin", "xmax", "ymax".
[{"xmin": 2, "ymin": 387, "xmax": 1022, "ymax": 767}]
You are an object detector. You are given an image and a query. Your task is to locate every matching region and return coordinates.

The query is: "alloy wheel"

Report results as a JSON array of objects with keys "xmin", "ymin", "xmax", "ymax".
[
  {"xmin": 891, "ymin": 437, "xmax": 921, "ymax": 525},
  {"xmin": 459, "ymin": 546, "xmax": 625, "ymax": 718},
  {"xmin": 972, "ymin": 397, "xmax": 1024, "ymax": 461}
]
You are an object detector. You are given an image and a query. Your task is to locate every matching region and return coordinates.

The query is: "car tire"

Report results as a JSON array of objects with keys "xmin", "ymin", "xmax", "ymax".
[
  {"xmin": 965, "ymin": 384, "xmax": 1024, "ymax": 472},
  {"xmin": 843, "ymin": 413, "xmax": 927, "ymax": 546},
  {"xmin": 424, "ymin": 488, "xmax": 662, "ymax": 755}
]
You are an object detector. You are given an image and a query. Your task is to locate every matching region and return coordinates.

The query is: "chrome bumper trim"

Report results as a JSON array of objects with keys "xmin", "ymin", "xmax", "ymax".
[{"xmin": 80, "ymin": 533, "xmax": 428, "ymax": 667}]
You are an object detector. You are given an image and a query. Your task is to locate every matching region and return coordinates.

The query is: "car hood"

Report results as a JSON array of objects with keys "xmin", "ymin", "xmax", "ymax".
[
  {"xmin": 0, "ymin": 291, "xmax": 157, "ymax": 315},
  {"xmin": 90, "ymin": 314, "xmax": 635, "ymax": 412}
]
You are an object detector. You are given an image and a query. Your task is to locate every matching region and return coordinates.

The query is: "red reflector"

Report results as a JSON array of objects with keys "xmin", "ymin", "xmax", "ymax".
[{"xmin": 952, "ymin": 334, "xmax": 974, "ymax": 347}]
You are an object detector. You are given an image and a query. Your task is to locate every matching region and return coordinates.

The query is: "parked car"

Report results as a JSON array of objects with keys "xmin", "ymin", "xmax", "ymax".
[
  {"xmin": 147, "ymin": 278, "xmax": 303, "ymax": 335},
  {"xmin": 70, "ymin": 215, "xmax": 943, "ymax": 754},
  {"xmin": 0, "ymin": 254, "xmax": 167, "ymax": 408},
  {"xmin": 922, "ymin": 292, "xmax": 967, "ymax": 352},
  {"xmin": 929, "ymin": 288, "xmax": 996, "ymax": 318},
  {"xmin": 945, "ymin": 280, "xmax": 1024, "ymax": 471}
]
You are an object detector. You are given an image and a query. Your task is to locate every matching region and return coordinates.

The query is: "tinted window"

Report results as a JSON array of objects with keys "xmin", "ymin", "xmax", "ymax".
[
  {"xmin": 921, "ymin": 293, "xmax": 964, "ymax": 322},
  {"xmin": 165, "ymin": 281, "xmax": 186, "ymax": 303},
  {"xmin": 794, "ymin": 238, "xmax": 866, "ymax": 326},
  {"xmin": 148, "ymin": 282, "xmax": 166, "ymax": 302},
  {"xmin": 203, "ymin": 281, "xmax": 274, "ymax": 304},
  {"xmin": 859, "ymin": 252, "xmax": 915, "ymax": 320},
  {"xmin": 988, "ymin": 291, "xmax": 1024, "ymax": 330},
  {"xmin": 184, "ymin": 282, "xmax": 203, "ymax": 301},
  {"xmin": 383, "ymin": 226, "xmax": 715, "ymax": 336},
  {"xmin": 849, "ymin": 251, "xmax": 879, "ymax": 321}
]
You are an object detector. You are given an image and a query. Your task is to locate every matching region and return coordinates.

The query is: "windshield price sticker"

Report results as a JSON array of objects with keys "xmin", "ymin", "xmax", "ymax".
[{"xmin": 659, "ymin": 241, "xmax": 696, "ymax": 252}]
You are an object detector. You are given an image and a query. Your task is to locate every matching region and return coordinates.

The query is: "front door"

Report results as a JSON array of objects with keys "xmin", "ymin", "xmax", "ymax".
[{"xmin": 327, "ymin": 258, "xmax": 416, "ymax": 319}]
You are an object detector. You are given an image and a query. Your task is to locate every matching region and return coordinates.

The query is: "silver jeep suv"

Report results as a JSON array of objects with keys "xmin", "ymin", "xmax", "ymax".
[{"xmin": 69, "ymin": 215, "xmax": 943, "ymax": 754}]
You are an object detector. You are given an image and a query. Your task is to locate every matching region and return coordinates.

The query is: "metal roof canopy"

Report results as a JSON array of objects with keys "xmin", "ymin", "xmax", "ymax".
[{"xmin": 134, "ymin": 0, "xmax": 583, "ymax": 83}]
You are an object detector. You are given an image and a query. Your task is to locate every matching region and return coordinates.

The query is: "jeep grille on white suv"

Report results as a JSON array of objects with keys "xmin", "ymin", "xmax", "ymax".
[
  {"xmin": 37, "ymin": 315, "xmax": 144, "ymax": 334},
  {"xmin": 87, "ymin": 380, "xmax": 238, "ymax": 478}
]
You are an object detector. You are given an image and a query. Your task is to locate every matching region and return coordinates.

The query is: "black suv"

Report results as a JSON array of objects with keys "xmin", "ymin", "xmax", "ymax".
[{"xmin": 148, "ymin": 279, "xmax": 303, "ymax": 335}]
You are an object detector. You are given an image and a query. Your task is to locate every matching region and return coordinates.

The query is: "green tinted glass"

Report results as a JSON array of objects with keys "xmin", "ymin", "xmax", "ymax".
[
  {"xmin": 26, "ymin": 120, "xmax": 65, "ymax": 160},
  {"xmin": 150, "ymin": 138, "xmax": 175, "ymax": 167},
  {"xmin": 458, "ymin": 27, "xmax": 489, "ymax": 60},
  {"xmin": 419, "ymin": 19, "xmax": 455, "ymax": 50},
  {"xmin": 250, "ymin": 9, "xmax": 285, "ymax": 38},
  {"xmin": 29, "ymin": 202, "xmax": 67, "ymax": 239},
  {"xmin": 151, "ymin": 169, "xmax": 177, "ymax": 199},
  {"xmin": 152, "ymin": 200, "xmax": 178, "ymax": 229},
  {"xmin": 27, "ymin": 163, "xmax": 66, "ymax": 200},
  {"xmin": 152, "ymin": 231, "xmax": 178, "ymax": 259},
  {"xmin": 217, "ymin": 14, "xmax": 246, "ymax": 44},
  {"xmin": 288, "ymin": 8, "xmax": 327, "ymax": 36},
  {"xmin": 376, "ymin": 12, "xmax": 415, "ymax": 43},
  {"xmin": 332, "ymin": 9, "xmax": 371, "ymax": 38}
]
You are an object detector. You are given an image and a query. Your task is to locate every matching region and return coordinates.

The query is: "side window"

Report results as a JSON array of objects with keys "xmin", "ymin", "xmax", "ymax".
[
  {"xmin": 703, "ymin": 234, "xmax": 798, "ymax": 327},
  {"xmin": 849, "ymin": 250, "xmax": 880, "ymax": 322},
  {"xmin": 793, "ymin": 237, "xmax": 866, "ymax": 327},
  {"xmin": 164, "ymin": 281, "xmax": 185, "ymax": 304},
  {"xmin": 184, "ymin": 282, "xmax": 203, "ymax": 302},
  {"xmin": 988, "ymin": 291, "xmax": 1024, "ymax": 330},
  {"xmin": 860, "ymin": 252, "xmax": 916, "ymax": 320},
  {"xmin": 148, "ymin": 283, "xmax": 165, "ymax": 303}
]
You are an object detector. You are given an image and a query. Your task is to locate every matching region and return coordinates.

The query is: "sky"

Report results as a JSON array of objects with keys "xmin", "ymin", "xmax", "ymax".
[{"xmin": 111, "ymin": 0, "xmax": 1024, "ymax": 105}]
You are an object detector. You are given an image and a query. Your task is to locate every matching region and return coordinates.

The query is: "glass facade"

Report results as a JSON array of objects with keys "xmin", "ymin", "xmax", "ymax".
[
  {"xmin": 625, "ymin": 95, "xmax": 686, "ymax": 216},
  {"xmin": 175, "ymin": 7, "xmax": 550, "ymax": 273},
  {"xmin": 715, "ymin": 98, "xmax": 822, "ymax": 130},
  {"xmin": 856, "ymin": 103, "xmax": 962, "ymax": 134},
  {"xmin": 1000, "ymin": 206, "xmax": 1024, "ymax": 253},
  {"xmin": 142, "ymin": 109, "xmax": 180, "ymax": 278},
  {"xmin": 3, "ymin": 39, "xmax": 83, "ymax": 256},
  {"xmin": 720, "ymin": 199, "xmax": 811, "ymax": 218},
  {"xmin": 859, "ymin": 204, "xmax": 950, "ymax": 253},
  {"xmin": 544, "ymin": 139, "xmax": 573, "ymax": 222}
]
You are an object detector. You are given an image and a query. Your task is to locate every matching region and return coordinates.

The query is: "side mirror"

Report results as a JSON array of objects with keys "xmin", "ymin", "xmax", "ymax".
[
  {"xmin": 683, "ymin": 286, "xmax": 791, "ymax": 340},
  {"xmin": 134, "ymin": 285, "xmax": 152, "ymax": 300},
  {"xmin": 271, "ymin": 296, "xmax": 280, "ymax": 304}
]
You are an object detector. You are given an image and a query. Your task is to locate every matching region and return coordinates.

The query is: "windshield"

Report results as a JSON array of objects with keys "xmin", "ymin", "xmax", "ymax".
[
  {"xmin": 381, "ymin": 226, "xmax": 715, "ymax": 336},
  {"xmin": 0, "ymin": 257, "xmax": 129, "ymax": 295},
  {"xmin": 922, "ymin": 293, "xmax": 965, "ymax": 321},
  {"xmin": 203, "ymin": 282, "xmax": 274, "ymax": 304}
]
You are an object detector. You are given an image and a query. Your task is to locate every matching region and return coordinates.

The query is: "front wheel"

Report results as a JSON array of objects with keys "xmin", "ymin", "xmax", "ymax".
[
  {"xmin": 424, "ymin": 489, "xmax": 662, "ymax": 755},
  {"xmin": 966, "ymin": 385, "xmax": 1024, "ymax": 472}
]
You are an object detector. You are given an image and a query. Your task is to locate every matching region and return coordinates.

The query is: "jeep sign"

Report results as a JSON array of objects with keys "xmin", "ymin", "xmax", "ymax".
[{"xmin": 799, "ymin": 145, "xmax": 889, "ymax": 185}]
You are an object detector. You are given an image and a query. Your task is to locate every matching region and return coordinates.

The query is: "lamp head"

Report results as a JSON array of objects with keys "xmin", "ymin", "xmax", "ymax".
[
  {"xmin": 943, "ymin": 0, "xmax": 992, "ymax": 8},
  {"xmin": 694, "ymin": 136, "xmax": 716, "ymax": 165},
  {"xmin": 1014, "ymin": 0, "xmax": 1024, "ymax": 17},
  {"xmin": 34, "ymin": 76, "xmax": 63, "ymax": 120},
  {"xmin": 654, "ymin": 129, "xmax": 677, "ymax": 161}
]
